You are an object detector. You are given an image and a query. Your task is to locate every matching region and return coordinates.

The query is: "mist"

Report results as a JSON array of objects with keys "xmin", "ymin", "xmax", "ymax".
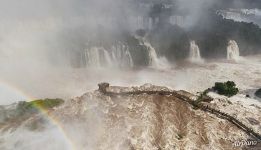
[
  {"xmin": 0, "ymin": 0, "xmax": 148, "ymax": 104},
  {"xmin": 0, "ymin": 1, "xmax": 261, "ymax": 149},
  {"xmin": 174, "ymin": 0, "xmax": 218, "ymax": 28},
  {"xmin": 0, "ymin": 0, "xmax": 261, "ymax": 104}
]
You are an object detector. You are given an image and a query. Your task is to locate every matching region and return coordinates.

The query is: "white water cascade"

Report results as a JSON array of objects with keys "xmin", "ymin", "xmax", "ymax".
[
  {"xmin": 111, "ymin": 43, "xmax": 134, "ymax": 68},
  {"xmin": 84, "ymin": 43, "xmax": 134, "ymax": 68},
  {"xmin": 227, "ymin": 40, "xmax": 240, "ymax": 61},
  {"xmin": 143, "ymin": 41, "xmax": 170, "ymax": 69},
  {"xmin": 189, "ymin": 41, "xmax": 204, "ymax": 63},
  {"xmin": 85, "ymin": 47, "xmax": 112, "ymax": 68}
]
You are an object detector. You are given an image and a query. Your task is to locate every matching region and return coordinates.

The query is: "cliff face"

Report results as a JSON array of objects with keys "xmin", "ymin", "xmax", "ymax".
[{"xmin": 0, "ymin": 84, "xmax": 260, "ymax": 150}]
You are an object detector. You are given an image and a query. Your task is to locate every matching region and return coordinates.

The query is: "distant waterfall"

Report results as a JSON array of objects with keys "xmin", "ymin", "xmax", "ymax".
[
  {"xmin": 227, "ymin": 40, "xmax": 240, "ymax": 61},
  {"xmin": 143, "ymin": 41, "xmax": 170, "ymax": 69},
  {"xmin": 85, "ymin": 47, "xmax": 112, "ymax": 68},
  {"xmin": 84, "ymin": 43, "xmax": 134, "ymax": 68},
  {"xmin": 111, "ymin": 43, "xmax": 134, "ymax": 68},
  {"xmin": 189, "ymin": 41, "xmax": 204, "ymax": 63}
]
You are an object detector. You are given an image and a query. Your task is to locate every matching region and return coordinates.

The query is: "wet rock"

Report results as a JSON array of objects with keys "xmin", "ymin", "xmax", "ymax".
[
  {"xmin": 255, "ymin": 88, "xmax": 261, "ymax": 98},
  {"xmin": 246, "ymin": 117, "xmax": 260, "ymax": 125},
  {"xmin": 98, "ymin": 82, "xmax": 110, "ymax": 93}
]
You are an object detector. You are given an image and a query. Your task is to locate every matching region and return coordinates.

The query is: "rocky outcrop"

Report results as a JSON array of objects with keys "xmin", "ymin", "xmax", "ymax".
[{"xmin": 255, "ymin": 88, "xmax": 261, "ymax": 98}]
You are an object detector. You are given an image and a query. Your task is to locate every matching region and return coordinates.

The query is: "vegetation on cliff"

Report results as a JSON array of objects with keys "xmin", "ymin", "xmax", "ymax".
[
  {"xmin": 59, "ymin": 1, "xmax": 261, "ymax": 67},
  {"xmin": 212, "ymin": 81, "xmax": 239, "ymax": 97},
  {"xmin": 149, "ymin": 24, "xmax": 190, "ymax": 61},
  {"xmin": 0, "ymin": 99, "xmax": 64, "ymax": 125},
  {"xmin": 197, "ymin": 81, "xmax": 239, "ymax": 100},
  {"xmin": 21, "ymin": 98, "xmax": 64, "ymax": 111},
  {"xmin": 147, "ymin": 4, "xmax": 261, "ymax": 60},
  {"xmin": 189, "ymin": 12, "xmax": 261, "ymax": 58}
]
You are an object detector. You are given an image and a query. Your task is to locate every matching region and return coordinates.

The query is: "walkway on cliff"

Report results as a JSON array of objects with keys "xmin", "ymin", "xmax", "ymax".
[{"xmin": 98, "ymin": 83, "xmax": 261, "ymax": 141}]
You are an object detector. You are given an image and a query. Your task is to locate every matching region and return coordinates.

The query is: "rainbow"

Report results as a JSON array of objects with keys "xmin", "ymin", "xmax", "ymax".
[{"xmin": 0, "ymin": 79, "xmax": 77, "ymax": 150}]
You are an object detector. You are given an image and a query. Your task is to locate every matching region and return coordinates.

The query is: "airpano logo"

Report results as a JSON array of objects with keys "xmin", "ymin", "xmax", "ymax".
[{"xmin": 233, "ymin": 140, "xmax": 258, "ymax": 147}]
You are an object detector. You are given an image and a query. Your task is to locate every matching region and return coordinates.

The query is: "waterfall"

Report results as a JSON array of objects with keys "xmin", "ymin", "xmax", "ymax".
[
  {"xmin": 189, "ymin": 41, "xmax": 204, "ymax": 63},
  {"xmin": 111, "ymin": 43, "xmax": 134, "ymax": 67},
  {"xmin": 143, "ymin": 41, "xmax": 170, "ymax": 69},
  {"xmin": 103, "ymin": 50, "xmax": 114, "ymax": 66},
  {"xmin": 84, "ymin": 43, "xmax": 134, "ymax": 68},
  {"xmin": 85, "ymin": 47, "xmax": 112, "ymax": 68},
  {"xmin": 227, "ymin": 40, "xmax": 240, "ymax": 61}
]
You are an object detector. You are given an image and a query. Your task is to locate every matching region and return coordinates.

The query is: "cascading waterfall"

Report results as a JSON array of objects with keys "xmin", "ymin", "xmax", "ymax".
[
  {"xmin": 84, "ymin": 43, "xmax": 134, "ymax": 68},
  {"xmin": 143, "ymin": 41, "xmax": 170, "ymax": 69},
  {"xmin": 227, "ymin": 40, "xmax": 240, "ymax": 61},
  {"xmin": 78, "ymin": 38, "xmax": 171, "ymax": 69},
  {"xmin": 189, "ymin": 41, "xmax": 204, "ymax": 63},
  {"xmin": 85, "ymin": 47, "xmax": 112, "ymax": 68},
  {"xmin": 111, "ymin": 43, "xmax": 134, "ymax": 67}
]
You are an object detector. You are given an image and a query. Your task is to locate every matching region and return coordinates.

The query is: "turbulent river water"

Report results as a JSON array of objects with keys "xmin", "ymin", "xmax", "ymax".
[
  {"xmin": 0, "ymin": 55, "xmax": 260, "ymax": 105},
  {"xmin": 0, "ymin": 51, "xmax": 261, "ymax": 150}
]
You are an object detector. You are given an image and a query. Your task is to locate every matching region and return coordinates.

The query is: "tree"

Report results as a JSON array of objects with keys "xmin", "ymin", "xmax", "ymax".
[{"xmin": 213, "ymin": 81, "xmax": 239, "ymax": 97}]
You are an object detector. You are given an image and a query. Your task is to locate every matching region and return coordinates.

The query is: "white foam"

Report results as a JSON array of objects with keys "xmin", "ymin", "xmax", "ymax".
[
  {"xmin": 227, "ymin": 40, "xmax": 241, "ymax": 62},
  {"xmin": 189, "ymin": 40, "xmax": 204, "ymax": 63}
]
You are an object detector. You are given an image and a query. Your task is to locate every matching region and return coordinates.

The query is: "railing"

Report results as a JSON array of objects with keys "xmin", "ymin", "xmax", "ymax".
[{"xmin": 98, "ymin": 83, "xmax": 261, "ymax": 141}]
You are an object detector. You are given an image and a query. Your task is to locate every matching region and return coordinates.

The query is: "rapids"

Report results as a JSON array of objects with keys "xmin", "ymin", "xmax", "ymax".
[
  {"xmin": 0, "ymin": 84, "xmax": 260, "ymax": 150},
  {"xmin": 0, "ymin": 55, "xmax": 261, "ymax": 105}
]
